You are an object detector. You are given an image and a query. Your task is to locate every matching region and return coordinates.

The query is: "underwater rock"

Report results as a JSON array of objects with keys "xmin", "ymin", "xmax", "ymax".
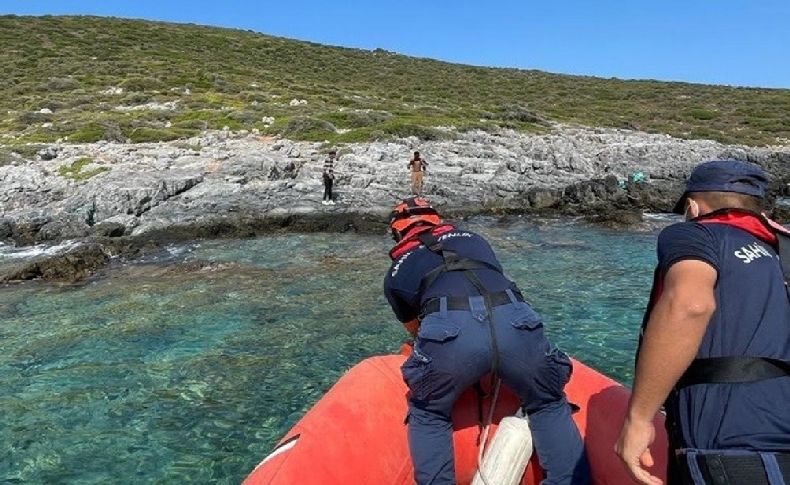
[{"xmin": 586, "ymin": 209, "xmax": 645, "ymax": 228}]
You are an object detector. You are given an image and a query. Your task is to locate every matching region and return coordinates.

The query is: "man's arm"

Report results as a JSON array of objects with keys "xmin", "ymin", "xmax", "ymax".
[
  {"xmin": 384, "ymin": 277, "xmax": 420, "ymax": 329},
  {"xmin": 616, "ymin": 259, "xmax": 717, "ymax": 485}
]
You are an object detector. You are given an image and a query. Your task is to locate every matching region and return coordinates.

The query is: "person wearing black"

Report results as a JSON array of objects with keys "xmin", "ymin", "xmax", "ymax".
[{"xmin": 322, "ymin": 150, "xmax": 336, "ymax": 205}]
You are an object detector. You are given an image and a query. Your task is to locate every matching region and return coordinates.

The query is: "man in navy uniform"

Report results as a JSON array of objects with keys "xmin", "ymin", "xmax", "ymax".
[
  {"xmin": 384, "ymin": 197, "xmax": 589, "ymax": 485},
  {"xmin": 616, "ymin": 160, "xmax": 790, "ymax": 485}
]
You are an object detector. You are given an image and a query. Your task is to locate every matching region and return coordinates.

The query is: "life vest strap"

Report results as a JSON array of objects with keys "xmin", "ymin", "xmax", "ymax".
[
  {"xmin": 419, "ymin": 259, "xmax": 500, "ymax": 295},
  {"xmin": 776, "ymin": 232, "xmax": 790, "ymax": 289},
  {"xmin": 678, "ymin": 450, "xmax": 790, "ymax": 485},
  {"xmin": 677, "ymin": 356, "xmax": 790, "ymax": 389},
  {"xmin": 416, "ymin": 231, "xmax": 503, "ymax": 295},
  {"xmin": 416, "ymin": 229, "xmax": 507, "ymax": 379}
]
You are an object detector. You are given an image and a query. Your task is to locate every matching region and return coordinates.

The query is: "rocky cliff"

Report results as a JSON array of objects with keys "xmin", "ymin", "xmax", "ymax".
[{"xmin": 1, "ymin": 126, "xmax": 788, "ymax": 281}]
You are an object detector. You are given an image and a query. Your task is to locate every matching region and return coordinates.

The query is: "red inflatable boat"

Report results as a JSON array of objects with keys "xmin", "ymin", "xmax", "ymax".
[{"xmin": 244, "ymin": 351, "xmax": 668, "ymax": 484}]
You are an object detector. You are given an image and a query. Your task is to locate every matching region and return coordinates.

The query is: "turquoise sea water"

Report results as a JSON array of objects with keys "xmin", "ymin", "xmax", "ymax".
[{"xmin": 0, "ymin": 217, "xmax": 668, "ymax": 484}]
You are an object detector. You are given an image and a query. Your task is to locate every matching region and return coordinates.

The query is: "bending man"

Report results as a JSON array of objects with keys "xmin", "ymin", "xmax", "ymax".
[{"xmin": 384, "ymin": 197, "xmax": 590, "ymax": 485}]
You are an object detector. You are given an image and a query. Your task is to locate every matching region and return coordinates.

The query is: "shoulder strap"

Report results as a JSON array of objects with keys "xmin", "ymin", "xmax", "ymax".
[
  {"xmin": 776, "ymin": 232, "xmax": 790, "ymax": 288},
  {"xmin": 416, "ymin": 230, "xmax": 503, "ymax": 295},
  {"xmin": 418, "ymin": 229, "xmax": 506, "ymax": 378}
]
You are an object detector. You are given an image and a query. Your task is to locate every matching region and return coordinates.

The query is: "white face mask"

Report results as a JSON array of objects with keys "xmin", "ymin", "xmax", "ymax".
[{"xmin": 684, "ymin": 199, "xmax": 700, "ymax": 221}]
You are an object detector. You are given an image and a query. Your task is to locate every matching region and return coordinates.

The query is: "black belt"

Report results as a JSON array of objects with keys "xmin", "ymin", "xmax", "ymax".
[
  {"xmin": 679, "ymin": 451, "xmax": 790, "ymax": 485},
  {"xmin": 420, "ymin": 290, "xmax": 525, "ymax": 317}
]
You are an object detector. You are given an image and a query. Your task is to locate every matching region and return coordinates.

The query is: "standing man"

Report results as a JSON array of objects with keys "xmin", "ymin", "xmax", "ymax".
[
  {"xmin": 616, "ymin": 161, "xmax": 790, "ymax": 485},
  {"xmin": 322, "ymin": 150, "xmax": 336, "ymax": 205},
  {"xmin": 409, "ymin": 151, "xmax": 428, "ymax": 195},
  {"xmin": 384, "ymin": 197, "xmax": 589, "ymax": 485}
]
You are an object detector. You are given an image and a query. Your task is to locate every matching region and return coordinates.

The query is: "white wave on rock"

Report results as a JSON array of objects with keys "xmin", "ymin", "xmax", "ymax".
[{"xmin": 0, "ymin": 240, "xmax": 79, "ymax": 261}]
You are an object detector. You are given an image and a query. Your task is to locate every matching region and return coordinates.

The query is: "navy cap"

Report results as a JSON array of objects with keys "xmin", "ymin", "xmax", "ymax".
[{"xmin": 672, "ymin": 160, "xmax": 769, "ymax": 214}]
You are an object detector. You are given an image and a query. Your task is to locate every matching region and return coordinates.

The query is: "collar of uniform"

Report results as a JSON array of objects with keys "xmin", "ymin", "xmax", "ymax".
[
  {"xmin": 389, "ymin": 224, "xmax": 455, "ymax": 260},
  {"xmin": 696, "ymin": 208, "xmax": 788, "ymax": 245}
]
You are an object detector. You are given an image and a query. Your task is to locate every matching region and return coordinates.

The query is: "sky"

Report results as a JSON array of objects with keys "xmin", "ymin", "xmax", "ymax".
[{"xmin": 2, "ymin": 0, "xmax": 789, "ymax": 89}]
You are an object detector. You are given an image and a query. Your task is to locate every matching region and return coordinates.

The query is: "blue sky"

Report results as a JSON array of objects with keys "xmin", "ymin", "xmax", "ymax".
[{"xmin": 3, "ymin": 0, "xmax": 789, "ymax": 88}]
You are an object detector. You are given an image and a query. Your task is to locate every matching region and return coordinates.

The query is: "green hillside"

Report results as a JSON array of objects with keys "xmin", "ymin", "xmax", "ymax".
[{"xmin": 1, "ymin": 15, "xmax": 788, "ymax": 147}]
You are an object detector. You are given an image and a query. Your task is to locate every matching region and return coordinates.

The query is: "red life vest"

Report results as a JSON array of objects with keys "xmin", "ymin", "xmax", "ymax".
[
  {"xmin": 389, "ymin": 224, "xmax": 455, "ymax": 261},
  {"xmin": 697, "ymin": 209, "xmax": 790, "ymax": 243},
  {"xmin": 644, "ymin": 209, "xmax": 789, "ymax": 312},
  {"xmin": 388, "ymin": 223, "xmax": 505, "ymax": 298}
]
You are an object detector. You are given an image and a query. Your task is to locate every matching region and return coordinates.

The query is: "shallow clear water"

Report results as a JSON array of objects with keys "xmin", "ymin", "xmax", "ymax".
[{"xmin": 0, "ymin": 217, "xmax": 667, "ymax": 484}]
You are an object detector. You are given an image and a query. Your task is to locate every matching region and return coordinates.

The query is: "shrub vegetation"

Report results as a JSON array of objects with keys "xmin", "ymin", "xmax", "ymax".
[
  {"xmin": 0, "ymin": 15, "xmax": 787, "ymax": 145},
  {"xmin": 57, "ymin": 157, "xmax": 110, "ymax": 181}
]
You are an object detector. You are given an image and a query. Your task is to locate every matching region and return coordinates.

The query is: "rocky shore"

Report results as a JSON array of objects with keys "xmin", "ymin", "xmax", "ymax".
[{"xmin": 2, "ymin": 125, "xmax": 789, "ymax": 282}]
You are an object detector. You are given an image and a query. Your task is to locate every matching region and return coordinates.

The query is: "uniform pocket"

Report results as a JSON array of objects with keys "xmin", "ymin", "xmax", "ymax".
[
  {"xmin": 508, "ymin": 303, "xmax": 543, "ymax": 330},
  {"xmin": 404, "ymin": 314, "xmax": 461, "ymax": 404},
  {"xmin": 401, "ymin": 348, "xmax": 433, "ymax": 402},
  {"xmin": 417, "ymin": 324, "xmax": 460, "ymax": 342},
  {"xmin": 417, "ymin": 314, "xmax": 461, "ymax": 342},
  {"xmin": 545, "ymin": 346, "xmax": 573, "ymax": 393}
]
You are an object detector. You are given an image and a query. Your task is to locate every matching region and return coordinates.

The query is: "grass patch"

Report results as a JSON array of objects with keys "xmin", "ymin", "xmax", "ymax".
[
  {"xmin": 0, "ymin": 148, "xmax": 19, "ymax": 166},
  {"xmin": 173, "ymin": 141, "xmax": 203, "ymax": 151},
  {"xmin": 58, "ymin": 157, "xmax": 110, "ymax": 181},
  {"xmin": 684, "ymin": 108, "xmax": 719, "ymax": 121},
  {"xmin": 380, "ymin": 120, "xmax": 452, "ymax": 141},
  {"xmin": 279, "ymin": 116, "xmax": 337, "ymax": 141},
  {"xmin": 4, "ymin": 143, "xmax": 46, "ymax": 159},
  {"xmin": 319, "ymin": 110, "xmax": 392, "ymax": 128},
  {"xmin": 69, "ymin": 122, "xmax": 106, "ymax": 143},
  {"xmin": 125, "ymin": 127, "xmax": 197, "ymax": 143}
]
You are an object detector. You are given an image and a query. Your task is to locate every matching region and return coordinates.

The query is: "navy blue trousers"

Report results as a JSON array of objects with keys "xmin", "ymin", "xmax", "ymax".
[{"xmin": 401, "ymin": 294, "xmax": 590, "ymax": 485}]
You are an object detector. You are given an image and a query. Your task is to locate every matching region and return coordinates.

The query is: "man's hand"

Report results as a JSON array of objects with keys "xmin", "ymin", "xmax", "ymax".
[{"xmin": 615, "ymin": 416, "xmax": 662, "ymax": 485}]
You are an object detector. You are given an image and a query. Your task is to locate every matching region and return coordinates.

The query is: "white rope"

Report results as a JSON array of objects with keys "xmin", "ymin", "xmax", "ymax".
[{"xmin": 476, "ymin": 377, "xmax": 502, "ymax": 485}]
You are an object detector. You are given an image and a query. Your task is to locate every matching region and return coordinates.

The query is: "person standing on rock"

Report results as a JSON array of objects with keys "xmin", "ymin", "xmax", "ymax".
[
  {"xmin": 322, "ymin": 150, "xmax": 336, "ymax": 205},
  {"xmin": 408, "ymin": 151, "xmax": 428, "ymax": 196}
]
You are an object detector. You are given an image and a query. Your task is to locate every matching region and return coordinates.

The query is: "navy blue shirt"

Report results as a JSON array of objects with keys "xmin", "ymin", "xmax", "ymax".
[
  {"xmin": 384, "ymin": 228, "xmax": 516, "ymax": 323},
  {"xmin": 653, "ymin": 221, "xmax": 790, "ymax": 451}
]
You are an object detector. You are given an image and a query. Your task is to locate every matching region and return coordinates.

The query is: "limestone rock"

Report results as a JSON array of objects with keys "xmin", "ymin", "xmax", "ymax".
[
  {"xmin": 0, "ymin": 243, "xmax": 109, "ymax": 283},
  {"xmin": 91, "ymin": 221, "xmax": 127, "ymax": 238},
  {"xmin": 37, "ymin": 146, "xmax": 59, "ymax": 161},
  {"xmin": 0, "ymin": 126, "xmax": 786, "ymax": 251}
]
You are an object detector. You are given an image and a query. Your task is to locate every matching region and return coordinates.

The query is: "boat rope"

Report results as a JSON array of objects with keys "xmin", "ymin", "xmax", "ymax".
[{"xmin": 476, "ymin": 376, "xmax": 502, "ymax": 485}]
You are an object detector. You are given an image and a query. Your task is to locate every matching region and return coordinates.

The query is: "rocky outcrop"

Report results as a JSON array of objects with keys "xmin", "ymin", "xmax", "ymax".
[
  {"xmin": 0, "ymin": 125, "xmax": 787, "ymax": 282},
  {"xmin": 3, "ymin": 127, "xmax": 787, "ymax": 243},
  {"xmin": 0, "ymin": 243, "xmax": 109, "ymax": 283}
]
